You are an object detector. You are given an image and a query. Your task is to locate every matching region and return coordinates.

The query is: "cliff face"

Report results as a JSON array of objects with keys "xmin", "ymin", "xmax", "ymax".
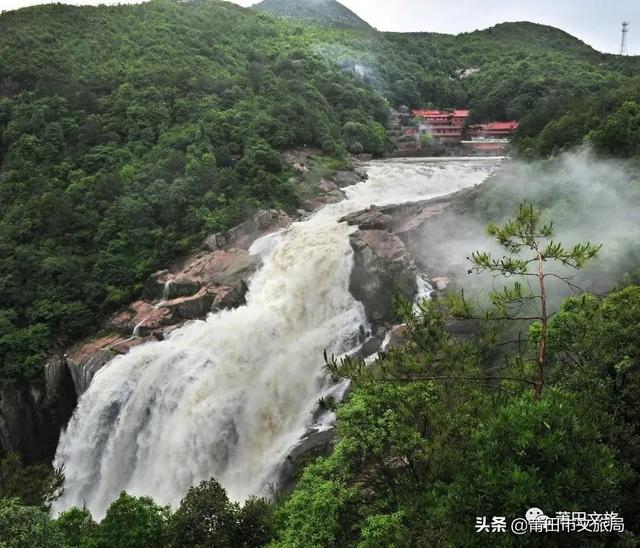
[
  {"xmin": 0, "ymin": 149, "xmax": 368, "ymax": 464},
  {"xmin": 0, "ymin": 358, "xmax": 76, "ymax": 462},
  {"xmin": 0, "ymin": 161, "xmax": 479, "ymax": 466},
  {"xmin": 0, "ymin": 175, "xmax": 482, "ymax": 468}
]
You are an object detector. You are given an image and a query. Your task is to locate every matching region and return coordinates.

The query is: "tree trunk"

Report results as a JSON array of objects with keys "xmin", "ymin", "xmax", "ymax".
[{"xmin": 536, "ymin": 251, "xmax": 547, "ymax": 401}]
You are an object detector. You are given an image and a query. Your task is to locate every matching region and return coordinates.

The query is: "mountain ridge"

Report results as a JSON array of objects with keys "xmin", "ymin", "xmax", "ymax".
[{"xmin": 252, "ymin": 0, "xmax": 372, "ymax": 29}]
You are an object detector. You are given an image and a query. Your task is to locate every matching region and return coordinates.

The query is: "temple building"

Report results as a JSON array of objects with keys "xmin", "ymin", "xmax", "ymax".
[
  {"xmin": 465, "ymin": 120, "xmax": 519, "ymax": 153},
  {"xmin": 412, "ymin": 109, "xmax": 470, "ymax": 142},
  {"xmin": 467, "ymin": 121, "xmax": 519, "ymax": 139},
  {"xmin": 396, "ymin": 108, "xmax": 519, "ymax": 154}
]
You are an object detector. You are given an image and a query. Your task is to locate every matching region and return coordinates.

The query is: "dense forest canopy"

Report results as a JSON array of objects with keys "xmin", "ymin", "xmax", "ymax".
[
  {"xmin": 253, "ymin": 0, "xmax": 372, "ymax": 29},
  {"xmin": 2, "ymin": 0, "xmax": 640, "ymax": 545},
  {"xmin": 1, "ymin": 0, "xmax": 638, "ymax": 383}
]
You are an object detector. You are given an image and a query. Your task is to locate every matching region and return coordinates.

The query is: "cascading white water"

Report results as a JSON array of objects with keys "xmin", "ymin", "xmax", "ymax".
[
  {"xmin": 132, "ymin": 321, "xmax": 144, "ymax": 338},
  {"xmin": 53, "ymin": 158, "xmax": 499, "ymax": 519},
  {"xmin": 162, "ymin": 280, "xmax": 172, "ymax": 301}
]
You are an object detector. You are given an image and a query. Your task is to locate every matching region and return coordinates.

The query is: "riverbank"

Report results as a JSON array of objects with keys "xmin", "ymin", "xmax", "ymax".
[{"xmin": 52, "ymin": 158, "xmax": 500, "ymax": 518}]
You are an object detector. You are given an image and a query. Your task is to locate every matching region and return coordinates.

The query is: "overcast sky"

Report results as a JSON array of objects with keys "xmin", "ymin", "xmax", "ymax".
[{"xmin": 2, "ymin": 0, "xmax": 639, "ymax": 55}]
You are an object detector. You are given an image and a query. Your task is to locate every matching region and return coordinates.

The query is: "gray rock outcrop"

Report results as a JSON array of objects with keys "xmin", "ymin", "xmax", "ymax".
[
  {"xmin": 349, "ymin": 229, "xmax": 417, "ymax": 324},
  {"xmin": 0, "ymin": 357, "xmax": 76, "ymax": 461}
]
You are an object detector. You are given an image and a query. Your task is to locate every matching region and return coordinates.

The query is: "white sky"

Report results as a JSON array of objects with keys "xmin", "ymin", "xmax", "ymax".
[{"xmin": 1, "ymin": 0, "xmax": 639, "ymax": 55}]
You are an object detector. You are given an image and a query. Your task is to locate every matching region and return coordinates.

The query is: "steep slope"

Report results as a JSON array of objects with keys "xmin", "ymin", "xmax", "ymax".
[
  {"xmin": 471, "ymin": 21, "xmax": 599, "ymax": 60},
  {"xmin": 253, "ymin": 0, "xmax": 372, "ymax": 29},
  {"xmin": 0, "ymin": 0, "xmax": 389, "ymax": 386},
  {"xmin": 0, "ymin": 0, "xmax": 638, "ymax": 419}
]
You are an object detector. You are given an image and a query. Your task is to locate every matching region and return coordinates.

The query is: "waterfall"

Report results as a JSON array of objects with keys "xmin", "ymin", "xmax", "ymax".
[
  {"xmin": 53, "ymin": 158, "xmax": 499, "ymax": 519},
  {"xmin": 162, "ymin": 280, "xmax": 172, "ymax": 301},
  {"xmin": 415, "ymin": 275, "xmax": 435, "ymax": 302},
  {"xmin": 132, "ymin": 321, "xmax": 144, "ymax": 338}
]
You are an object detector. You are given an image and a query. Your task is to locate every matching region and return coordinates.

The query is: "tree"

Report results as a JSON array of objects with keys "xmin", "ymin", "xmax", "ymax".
[
  {"xmin": 546, "ymin": 286, "xmax": 640, "ymax": 533},
  {"xmin": 588, "ymin": 101, "xmax": 640, "ymax": 157},
  {"xmin": 0, "ymin": 498, "xmax": 63, "ymax": 548},
  {"xmin": 169, "ymin": 478, "xmax": 274, "ymax": 548},
  {"xmin": 342, "ymin": 121, "xmax": 387, "ymax": 156},
  {"xmin": 437, "ymin": 389, "xmax": 625, "ymax": 546},
  {"xmin": 168, "ymin": 478, "xmax": 238, "ymax": 548},
  {"xmin": 54, "ymin": 507, "xmax": 97, "ymax": 548},
  {"xmin": 0, "ymin": 453, "xmax": 63, "ymax": 509},
  {"xmin": 235, "ymin": 497, "xmax": 275, "ymax": 548},
  {"xmin": 468, "ymin": 202, "xmax": 601, "ymax": 400},
  {"xmin": 95, "ymin": 493, "xmax": 169, "ymax": 548}
]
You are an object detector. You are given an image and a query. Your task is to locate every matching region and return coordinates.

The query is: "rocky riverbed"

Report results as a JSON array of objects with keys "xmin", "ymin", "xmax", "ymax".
[{"xmin": 0, "ymin": 158, "xmax": 495, "ymax": 474}]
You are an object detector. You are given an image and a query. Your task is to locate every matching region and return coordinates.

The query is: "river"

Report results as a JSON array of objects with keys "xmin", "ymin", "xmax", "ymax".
[{"xmin": 52, "ymin": 158, "xmax": 500, "ymax": 519}]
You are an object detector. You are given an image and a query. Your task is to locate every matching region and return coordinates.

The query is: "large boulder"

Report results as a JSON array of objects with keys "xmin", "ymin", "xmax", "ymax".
[
  {"xmin": 66, "ymin": 334, "xmax": 157, "ymax": 395},
  {"xmin": 276, "ymin": 427, "xmax": 336, "ymax": 494},
  {"xmin": 318, "ymin": 179, "xmax": 340, "ymax": 193},
  {"xmin": 333, "ymin": 170, "xmax": 364, "ymax": 188},
  {"xmin": 75, "ymin": 246, "xmax": 259, "ymax": 395},
  {"xmin": 444, "ymin": 318, "xmax": 478, "ymax": 340},
  {"xmin": 349, "ymin": 229, "xmax": 417, "ymax": 324},
  {"xmin": 387, "ymin": 324, "xmax": 410, "ymax": 350},
  {"xmin": 205, "ymin": 209, "xmax": 291, "ymax": 252},
  {"xmin": 108, "ymin": 301, "xmax": 174, "ymax": 336},
  {"xmin": 213, "ymin": 283, "xmax": 249, "ymax": 310},
  {"xmin": 174, "ymin": 249, "xmax": 259, "ymax": 289},
  {"xmin": 340, "ymin": 206, "xmax": 393, "ymax": 230},
  {"xmin": 161, "ymin": 288, "xmax": 215, "ymax": 320},
  {"xmin": 66, "ymin": 335, "xmax": 120, "ymax": 395}
]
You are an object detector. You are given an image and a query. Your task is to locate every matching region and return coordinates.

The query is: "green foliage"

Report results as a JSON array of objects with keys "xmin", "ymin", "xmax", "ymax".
[
  {"xmin": 95, "ymin": 493, "xmax": 170, "ymax": 548},
  {"xmin": 547, "ymin": 286, "xmax": 640, "ymax": 532},
  {"xmin": 0, "ymin": 453, "xmax": 63, "ymax": 509},
  {"xmin": 253, "ymin": 0, "xmax": 372, "ymax": 29},
  {"xmin": 342, "ymin": 121, "xmax": 387, "ymax": 155},
  {"xmin": 471, "ymin": 203, "xmax": 600, "ymax": 279},
  {"xmin": 358, "ymin": 512, "xmax": 407, "ymax": 548},
  {"xmin": 0, "ymin": 311, "xmax": 49, "ymax": 383},
  {"xmin": 469, "ymin": 202, "xmax": 601, "ymax": 399},
  {"xmin": 53, "ymin": 507, "xmax": 97, "ymax": 548},
  {"xmin": 236, "ymin": 497, "xmax": 275, "ymax": 548},
  {"xmin": 0, "ymin": 0, "xmax": 392, "ymax": 382},
  {"xmin": 277, "ymin": 294, "xmax": 630, "ymax": 546},
  {"xmin": 589, "ymin": 101, "xmax": 640, "ymax": 157},
  {"xmin": 274, "ymin": 450, "xmax": 358, "ymax": 547},
  {"xmin": 168, "ymin": 478, "xmax": 238, "ymax": 547},
  {"xmin": 0, "ymin": 498, "xmax": 63, "ymax": 548},
  {"xmin": 439, "ymin": 389, "xmax": 624, "ymax": 546},
  {"xmin": 1, "ymin": 2, "xmax": 639, "ymax": 544},
  {"xmin": 0, "ymin": 479, "xmax": 273, "ymax": 548},
  {"xmin": 168, "ymin": 478, "xmax": 273, "ymax": 547},
  {"xmin": 1, "ymin": 0, "xmax": 637, "ymax": 382},
  {"xmin": 521, "ymin": 81, "xmax": 640, "ymax": 158}
]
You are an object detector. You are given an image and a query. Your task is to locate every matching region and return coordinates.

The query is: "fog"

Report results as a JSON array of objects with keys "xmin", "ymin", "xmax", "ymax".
[{"xmin": 409, "ymin": 151, "xmax": 640, "ymax": 308}]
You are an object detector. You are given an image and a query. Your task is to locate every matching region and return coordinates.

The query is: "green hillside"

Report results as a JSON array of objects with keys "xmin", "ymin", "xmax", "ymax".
[
  {"xmin": 2, "ymin": 1, "xmax": 640, "ymax": 546},
  {"xmin": 253, "ymin": 0, "xmax": 372, "ymax": 29},
  {"xmin": 0, "ymin": 0, "xmax": 638, "ymax": 381}
]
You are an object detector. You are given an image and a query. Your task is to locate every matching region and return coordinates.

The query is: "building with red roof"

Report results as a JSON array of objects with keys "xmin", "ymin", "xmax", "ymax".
[
  {"xmin": 412, "ymin": 109, "xmax": 470, "ymax": 143},
  {"xmin": 468, "ymin": 121, "xmax": 519, "ymax": 139},
  {"xmin": 464, "ymin": 121, "xmax": 519, "ymax": 153}
]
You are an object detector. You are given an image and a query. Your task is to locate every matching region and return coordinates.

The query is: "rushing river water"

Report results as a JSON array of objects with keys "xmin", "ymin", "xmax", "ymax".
[{"xmin": 53, "ymin": 158, "xmax": 500, "ymax": 519}]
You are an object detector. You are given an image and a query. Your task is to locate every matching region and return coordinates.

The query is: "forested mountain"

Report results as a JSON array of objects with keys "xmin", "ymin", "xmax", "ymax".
[
  {"xmin": 2, "ymin": 0, "xmax": 640, "ymax": 545},
  {"xmin": 0, "ymin": 0, "xmax": 389, "ymax": 382},
  {"xmin": 1, "ymin": 0, "xmax": 638, "ymax": 384},
  {"xmin": 253, "ymin": 0, "xmax": 371, "ymax": 29}
]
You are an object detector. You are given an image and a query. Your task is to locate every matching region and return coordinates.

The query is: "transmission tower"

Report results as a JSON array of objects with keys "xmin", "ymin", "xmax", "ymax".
[{"xmin": 620, "ymin": 21, "xmax": 630, "ymax": 55}]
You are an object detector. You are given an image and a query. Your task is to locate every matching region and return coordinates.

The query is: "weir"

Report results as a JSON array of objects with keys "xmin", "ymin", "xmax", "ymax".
[{"xmin": 53, "ymin": 158, "xmax": 499, "ymax": 519}]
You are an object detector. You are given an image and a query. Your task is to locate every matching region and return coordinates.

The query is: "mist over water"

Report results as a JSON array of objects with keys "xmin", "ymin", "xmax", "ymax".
[
  {"xmin": 409, "ymin": 152, "xmax": 640, "ymax": 304},
  {"xmin": 52, "ymin": 158, "xmax": 498, "ymax": 519}
]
